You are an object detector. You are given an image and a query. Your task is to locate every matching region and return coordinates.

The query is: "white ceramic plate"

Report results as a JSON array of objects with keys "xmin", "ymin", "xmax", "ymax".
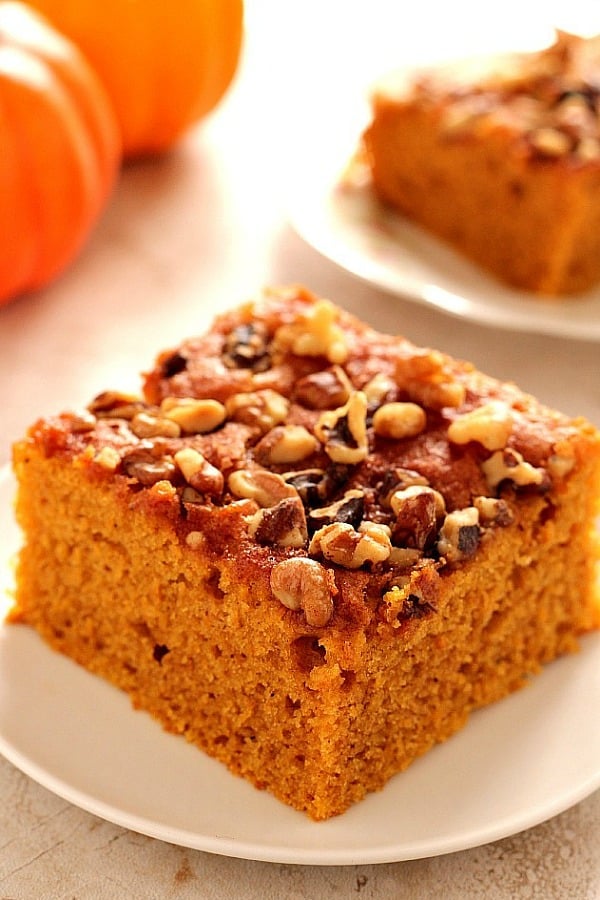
[
  {"xmin": 0, "ymin": 465, "xmax": 599, "ymax": 865},
  {"xmin": 288, "ymin": 107, "xmax": 600, "ymax": 342}
]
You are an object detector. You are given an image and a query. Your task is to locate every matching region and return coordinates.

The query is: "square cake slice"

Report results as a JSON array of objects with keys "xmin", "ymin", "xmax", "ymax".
[
  {"xmin": 362, "ymin": 31, "xmax": 600, "ymax": 294},
  {"xmin": 10, "ymin": 286, "xmax": 600, "ymax": 819}
]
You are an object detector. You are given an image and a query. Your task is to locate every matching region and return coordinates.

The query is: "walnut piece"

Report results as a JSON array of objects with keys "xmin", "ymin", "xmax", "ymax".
[
  {"xmin": 174, "ymin": 447, "xmax": 224, "ymax": 496},
  {"xmin": 362, "ymin": 373, "xmax": 395, "ymax": 407},
  {"xmin": 270, "ymin": 557, "xmax": 334, "ymax": 627},
  {"xmin": 273, "ymin": 298, "xmax": 349, "ymax": 364},
  {"xmin": 69, "ymin": 411, "xmax": 97, "ymax": 433},
  {"xmin": 482, "ymin": 448, "xmax": 545, "ymax": 490},
  {"xmin": 224, "ymin": 389, "xmax": 289, "ymax": 433},
  {"xmin": 254, "ymin": 425, "xmax": 318, "ymax": 465},
  {"xmin": 395, "ymin": 348, "xmax": 466, "ymax": 409},
  {"xmin": 448, "ymin": 401, "xmax": 513, "ymax": 451},
  {"xmin": 372, "ymin": 401, "xmax": 427, "ymax": 440},
  {"xmin": 283, "ymin": 468, "xmax": 329, "ymax": 507},
  {"xmin": 388, "ymin": 546, "xmax": 423, "ymax": 568},
  {"xmin": 473, "ymin": 495, "xmax": 514, "ymax": 526},
  {"xmin": 380, "ymin": 467, "xmax": 430, "ymax": 507},
  {"xmin": 315, "ymin": 390, "xmax": 368, "ymax": 464},
  {"xmin": 529, "ymin": 126, "xmax": 571, "ymax": 156},
  {"xmin": 245, "ymin": 497, "xmax": 308, "ymax": 548},
  {"xmin": 547, "ymin": 453, "xmax": 575, "ymax": 479},
  {"xmin": 122, "ymin": 445, "xmax": 176, "ymax": 485},
  {"xmin": 130, "ymin": 411, "xmax": 181, "ymax": 439},
  {"xmin": 160, "ymin": 397, "xmax": 226, "ymax": 434},
  {"xmin": 88, "ymin": 391, "xmax": 144, "ymax": 420},
  {"xmin": 307, "ymin": 489, "xmax": 365, "ymax": 533},
  {"xmin": 222, "ymin": 321, "xmax": 271, "ymax": 372},
  {"xmin": 93, "ymin": 446, "xmax": 121, "ymax": 471},
  {"xmin": 437, "ymin": 507, "xmax": 480, "ymax": 563},
  {"xmin": 228, "ymin": 469, "xmax": 297, "ymax": 507},
  {"xmin": 294, "ymin": 365, "xmax": 353, "ymax": 410},
  {"xmin": 390, "ymin": 484, "xmax": 445, "ymax": 549},
  {"xmin": 309, "ymin": 520, "xmax": 391, "ymax": 569}
]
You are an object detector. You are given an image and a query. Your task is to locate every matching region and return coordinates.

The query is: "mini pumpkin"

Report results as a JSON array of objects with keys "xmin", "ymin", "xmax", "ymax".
[
  {"xmin": 26, "ymin": 0, "xmax": 244, "ymax": 158},
  {"xmin": 0, "ymin": 2, "xmax": 120, "ymax": 305}
]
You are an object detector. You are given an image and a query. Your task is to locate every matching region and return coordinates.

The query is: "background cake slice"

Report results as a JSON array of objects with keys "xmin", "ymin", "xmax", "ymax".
[
  {"xmin": 362, "ymin": 32, "xmax": 600, "ymax": 295},
  {"xmin": 9, "ymin": 286, "xmax": 600, "ymax": 819}
]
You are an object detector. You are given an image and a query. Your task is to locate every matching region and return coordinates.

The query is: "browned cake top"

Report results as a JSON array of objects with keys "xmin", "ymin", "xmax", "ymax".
[
  {"xmin": 26, "ymin": 286, "xmax": 592, "ymax": 631},
  {"xmin": 375, "ymin": 31, "xmax": 600, "ymax": 166}
]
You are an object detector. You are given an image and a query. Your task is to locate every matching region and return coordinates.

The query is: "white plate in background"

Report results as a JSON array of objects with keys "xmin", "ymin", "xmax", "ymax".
[{"xmin": 288, "ymin": 105, "xmax": 600, "ymax": 342}]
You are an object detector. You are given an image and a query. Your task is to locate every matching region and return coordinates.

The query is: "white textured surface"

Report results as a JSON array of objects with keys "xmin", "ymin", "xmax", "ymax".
[
  {"xmin": 0, "ymin": 2, "xmax": 599, "ymax": 895},
  {"xmin": 0, "ymin": 758, "xmax": 599, "ymax": 899}
]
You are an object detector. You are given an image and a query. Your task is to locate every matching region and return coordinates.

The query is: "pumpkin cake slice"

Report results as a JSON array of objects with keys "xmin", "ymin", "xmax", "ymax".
[
  {"xmin": 9, "ymin": 286, "xmax": 600, "ymax": 820},
  {"xmin": 362, "ymin": 31, "xmax": 600, "ymax": 294}
]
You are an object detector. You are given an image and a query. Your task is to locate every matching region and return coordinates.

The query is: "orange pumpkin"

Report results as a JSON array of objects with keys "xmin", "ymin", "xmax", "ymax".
[
  {"xmin": 26, "ymin": 0, "xmax": 244, "ymax": 158},
  {"xmin": 0, "ymin": 2, "xmax": 120, "ymax": 305}
]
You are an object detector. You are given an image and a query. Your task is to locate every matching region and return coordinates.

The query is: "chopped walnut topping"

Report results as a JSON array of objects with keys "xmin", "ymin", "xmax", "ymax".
[
  {"xmin": 245, "ymin": 496, "xmax": 308, "ymax": 548},
  {"xmin": 380, "ymin": 467, "xmax": 430, "ymax": 507},
  {"xmin": 529, "ymin": 126, "xmax": 572, "ymax": 156},
  {"xmin": 293, "ymin": 365, "xmax": 353, "ymax": 410},
  {"xmin": 174, "ymin": 448, "xmax": 224, "ymax": 496},
  {"xmin": 547, "ymin": 453, "xmax": 575, "ymax": 478},
  {"xmin": 130, "ymin": 412, "xmax": 181, "ymax": 439},
  {"xmin": 122, "ymin": 445, "xmax": 176, "ymax": 485},
  {"xmin": 362, "ymin": 373, "xmax": 395, "ymax": 407},
  {"xmin": 437, "ymin": 507, "xmax": 480, "ymax": 563},
  {"xmin": 69, "ymin": 411, "xmax": 97, "ymax": 433},
  {"xmin": 448, "ymin": 401, "xmax": 513, "ymax": 451},
  {"xmin": 88, "ymin": 391, "xmax": 144, "ymax": 420},
  {"xmin": 309, "ymin": 520, "xmax": 391, "ymax": 569},
  {"xmin": 273, "ymin": 299, "xmax": 349, "ymax": 364},
  {"xmin": 388, "ymin": 546, "xmax": 423, "ymax": 568},
  {"xmin": 223, "ymin": 322, "xmax": 271, "ymax": 372},
  {"xmin": 224, "ymin": 389, "xmax": 289, "ymax": 433},
  {"xmin": 93, "ymin": 446, "xmax": 121, "ymax": 471},
  {"xmin": 180, "ymin": 486, "xmax": 204, "ymax": 505},
  {"xmin": 395, "ymin": 349, "xmax": 466, "ymax": 409},
  {"xmin": 390, "ymin": 484, "xmax": 445, "ymax": 519},
  {"xmin": 473, "ymin": 495, "xmax": 514, "ymax": 526},
  {"xmin": 415, "ymin": 379, "xmax": 466, "ymax": 410},
  {"xmin": 372, "ymin": 401, "xmax": 427, "ymax": 440},
  {"xmin": 307, "ymin": 489, "xmax": 365, "ymax": 533},
  {"xmin": 228, "ymin": 468, "xmax": 297, "ymax": 507},
  {"xmin": 270, "ymin": 557, "xmax": 335, "ymax": 627},
  {"xmin": 160, "ymin": 351, "xmax": 188, "ymax": 378},
  {"xmin": 482, "ymin": 448, "xmax": 546, "ymax": 490},
  {"xmin": 283, "ymin": 468, "xmax": 328, "ymax": 507},
  {"xmin": 160, "ymin": 397, "xmax": 226, "ymax": 434},
  {"xmin": 315, "ymin": 390, "xmax": 368, "ymax": 464},
  {"xmin": 397, "ymin": 347, "xmax": 447, "ymax": 381},
  {"xmin": 254, "ymin": 425, "xmax": 318, "ymax": 466},
  {"xmin": 390, "ymin": 485, "xmax": 445, "ymax": 549}
]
